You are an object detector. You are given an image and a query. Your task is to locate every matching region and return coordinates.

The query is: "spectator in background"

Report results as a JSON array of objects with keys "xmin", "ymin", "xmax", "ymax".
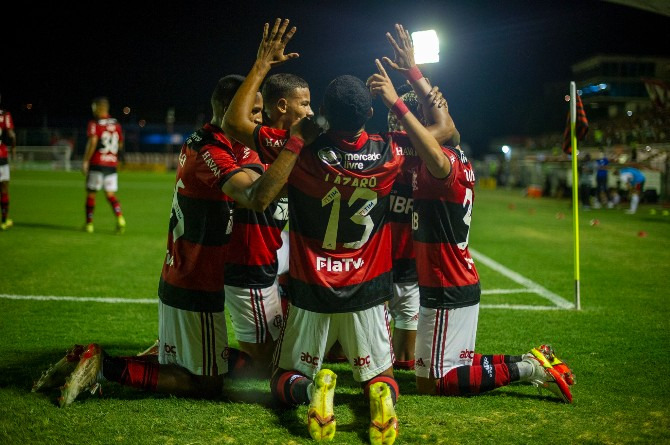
[
  {"xmin": 0, "ymin": 93, "xmax": 17, "ymax": 231},
  {"xmin": 617, "ymin": 166, "xmax": 645, "ymax": 214},
  {"xmin": 51, "ymin": 131, "xmax": 74, "ymax": 172},
  {"xmin": 578, "ymin": 153, "xmax": 596, "ymax": 210},
  {"xmin": 595, "ymin": 151, "xmax": 610, "ymax": 208}
]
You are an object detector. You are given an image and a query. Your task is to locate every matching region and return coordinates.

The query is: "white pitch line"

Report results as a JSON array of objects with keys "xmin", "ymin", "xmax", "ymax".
[
  {"xmin": 482, "ymin": 288, "xmax": 535, "ymax": 295},
  {"xmin": 480, "ymin": 304, "xmax": 564, "ymax": 310},
  {"xmin": 470, "ymin": 248, "xmax": 574, "ymax": 309},
  {"xmin": 0, "ymin": 294, "xmax": 156, "ymax": 304}
]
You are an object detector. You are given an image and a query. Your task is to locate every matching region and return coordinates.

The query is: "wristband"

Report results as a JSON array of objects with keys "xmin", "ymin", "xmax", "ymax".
[
  {"xmin": 404, "ymin": 66, "xmax": 423, "ymax": 82},
  {"xmin": 283, "ymin": 136, "xmax": 305, "ymax": 155},
  {"xmin": 391, "ymin": 98, "xmax": 410, "ymax": 120}
]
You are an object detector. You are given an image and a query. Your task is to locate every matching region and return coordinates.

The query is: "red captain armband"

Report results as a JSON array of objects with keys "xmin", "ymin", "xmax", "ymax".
[
  {"xmin": 282, "ymin": 136, "xmax": 305, "ymax": 155},
  {"xmin": 403, "ymin": 65, "xmax": 423, "ymax": 82},
  {"xmin": 391, "ymin": 97, "xmax": 410, "ymax": 120}
]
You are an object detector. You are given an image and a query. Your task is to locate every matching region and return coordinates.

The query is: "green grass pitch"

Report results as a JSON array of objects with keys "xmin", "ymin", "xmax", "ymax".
[{"xmin": 1, "ymin": 169, "xmax": 669, "ymax": 444}]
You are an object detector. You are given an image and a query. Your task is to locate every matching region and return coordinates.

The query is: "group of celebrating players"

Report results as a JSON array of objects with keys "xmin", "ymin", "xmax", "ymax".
[{"xmin": 32, "ymin": 19, "xmax": 575, "ymax": 445}]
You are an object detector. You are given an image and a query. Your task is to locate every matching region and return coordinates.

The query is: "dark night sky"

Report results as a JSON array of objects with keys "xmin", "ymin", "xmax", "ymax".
[{"xmin": 4, "ymin": 0, "xmax": 670, "ymax": 156}]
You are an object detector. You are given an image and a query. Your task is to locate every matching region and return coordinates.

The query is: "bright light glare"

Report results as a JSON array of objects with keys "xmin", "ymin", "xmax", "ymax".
[
  {"xmin": 412, "ymin": 30, "xmax": 439, "ymax": 64},
  {"xmin": 501, "ymin": 145, "xmax": 510, "ymax": 154}
]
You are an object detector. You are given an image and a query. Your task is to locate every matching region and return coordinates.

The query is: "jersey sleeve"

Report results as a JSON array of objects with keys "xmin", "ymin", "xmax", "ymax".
[
  {"xmin": 253, "ymin": 124, "xmax": 289, "ymax": 164},
  {"xmin": 195, "ymin": 144, "xmax": 245, "ymax": 190},
  {"xmin": 233, "ymin": 142, "xmax": 264, "ymax": 175},
  {"xmin": 86, "ymin": 120, "xmax": 97, "ymax": 138},
  {"xmin": 416, "ymin": 146, "xmax": 456, "ymax": 188}
]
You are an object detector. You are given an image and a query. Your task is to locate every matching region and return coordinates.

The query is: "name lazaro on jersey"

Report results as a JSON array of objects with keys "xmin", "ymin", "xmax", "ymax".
[{"xmin": 255, "ymin": 125, "xmax": 412, "ymax": 313}]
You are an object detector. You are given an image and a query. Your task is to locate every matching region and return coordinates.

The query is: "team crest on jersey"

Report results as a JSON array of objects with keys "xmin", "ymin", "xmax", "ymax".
[
  {"xmin": 318, "ymin": 148, "xmax": 342, "ymax": 166},
  {"xmin": 273, "ymin": 198, "xmax": 289, "ymax": 222},
  {"xmin": 179, "ymin": 152, "xmax": 187, "ymax": 167}
]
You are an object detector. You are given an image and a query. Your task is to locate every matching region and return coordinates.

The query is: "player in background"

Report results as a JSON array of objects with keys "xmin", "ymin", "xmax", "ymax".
[
  {"xmin": 617, "ymin": 166, "xmax": 645, "ymax": 214},
  {"xmin": 0, "ymin": 93, "xmax": 17, "ymax": 231},
  {"xmin": 385, "ymin": 87, "xmax": 451, "ymax": 371},
  {"xmin": 380, "ymin": 24, "xmax": 576, "ymax": 403},
  {"xmin": 224, "ymin": 27, "xmax": 453, "ymax": 445},
  {"xmin": 380, "ymin": 25, "xmax": 460, "ymax": 372},
  {"xmin": 223, "ymin": 72, "xmax": 314, "ymax": 378},
  {"xmin": 226, "ymin": 70, "xmax": 349, "ymax": 364},
  {"xmin": 81, "ymin": 97, "xmax": 126, "ymax": 234},
  {"xmin": 36, "ymin": 20, "xmax": 321, "ymax": 406}
]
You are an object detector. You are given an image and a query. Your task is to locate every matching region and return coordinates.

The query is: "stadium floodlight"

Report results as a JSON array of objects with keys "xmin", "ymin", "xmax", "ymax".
[
  {"xmin": 501, "ymin": 145, "xmax": 511, "ymax": 161},
  {"xmin": 411, "ymin": 30, "xmax": 439, "ymax": 64}
]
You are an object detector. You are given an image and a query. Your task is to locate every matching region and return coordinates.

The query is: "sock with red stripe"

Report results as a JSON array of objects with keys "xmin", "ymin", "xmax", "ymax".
[
  {"xmin": 1, "ymin": 192, "xmax": 8, "ymax": 222},
  {"xmin": 472, "ymin": 353, "xmax": 523, "ymax": 365},
  {"xmin": 364, "ymin": 376, "xmax": 399, "ymax": 405},
  {"xmin": 437, "ymin": 361, "xmax": 521, "ymax": 396},
  {"xmin": 271, "ymin": 370, "xmax": 312, "ymax": 406},
  {"xmin": 225, "ymin": 347, "xmax": 252, "ymax": 379},
  {"xmin": 393, "ymin": 359, "xmax": 415, "ymax": 370},
  {"xmin": 102, "ymin": 356, "xmax": 159, "ymax": 391},
  {"xmin": 86, "ymin": 196, "xmax": 95, "ymax": 223},
  {"xmin": 107, "ymin": 195, "xmax": 122, "ymax": 216}
]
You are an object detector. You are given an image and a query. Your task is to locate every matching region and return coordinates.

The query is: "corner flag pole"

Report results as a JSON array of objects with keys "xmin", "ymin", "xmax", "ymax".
[{"xmin": 570, "ymin": 81, "xmax": 581, "ymax": 310}]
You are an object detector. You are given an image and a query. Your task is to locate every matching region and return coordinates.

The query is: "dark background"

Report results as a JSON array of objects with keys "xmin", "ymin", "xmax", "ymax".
[{"xmin": 3, "ymin": 0, "xmax": 670, "ymax": 157}]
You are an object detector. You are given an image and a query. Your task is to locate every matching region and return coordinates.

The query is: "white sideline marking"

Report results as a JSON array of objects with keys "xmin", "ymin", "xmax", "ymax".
[
  {"xmin": 470, "ymin": 248, "xmax": 575, "ymax": 309},
  {"xmin": 1, "ymin": 252, "xmax": 573, "ymax": 311},
  {"xmin": 0, "ymin": 294, "xmax": 156, "ymax": 304}
]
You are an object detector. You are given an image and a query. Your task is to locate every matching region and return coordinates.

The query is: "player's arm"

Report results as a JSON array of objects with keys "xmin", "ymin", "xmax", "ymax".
[
  {"xmin": 82, "ymin": 134, "xmax": 97, "ymax": 175},
  {"xmin": 368, "ymin": 59, "xmax": 450, "ymax": 179},
  {"xmin": 7, "ymin": 128, "xmax": 16, "ymax": 159},
  {"xmin": 223, "ymin": 18, "xmax": 298, "ymax": 149},
  {"xmin": 221, "ymin": 116, "xmax": 321, "ymax": 212},
  {"xmin": 383, "ymin": 23, "xmax": 459, "ymax": 146}
]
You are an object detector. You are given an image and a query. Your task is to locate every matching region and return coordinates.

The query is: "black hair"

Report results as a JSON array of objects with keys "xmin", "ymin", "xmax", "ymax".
[
  {"xmin": 92, "ymin": 96, "xmax": 109, "ymax": 106},
  {"xmin": 211, "ymin": 75, "xmax": 245, "ymax": 110},
  {"xmin": 323, "ymin": 75, "xmax": 371, "ymax": 131},
  {"xmin": 387, "ymin": 90, "xmax": 420, "ymax": 131},
  {"xmin": 261, "ymin": 73, "xmax": 309, "ymax": 106}
]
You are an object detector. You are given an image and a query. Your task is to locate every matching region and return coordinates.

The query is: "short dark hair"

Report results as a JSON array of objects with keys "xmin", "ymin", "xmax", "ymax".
[
  {"xmin": 211, "ymin": 75, "xmax": 245, "ymax": 110},
  {"xmin": 323, "ymin": 75, "xmax": 371, "ymax": 131},
  {"xmin": 261, "ymin": 73, "xmax": 309, "ymax": 106},
  {"xmin": 92, "ymin": 96, "xmax": 109, "ymax": 107},
  {"xmin": 387, "ymin": 90, "xmax": 419, "ymax": 131}
]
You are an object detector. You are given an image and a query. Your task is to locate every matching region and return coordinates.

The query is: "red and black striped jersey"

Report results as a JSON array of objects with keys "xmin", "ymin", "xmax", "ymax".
[
  {"xmin": 0, "ymin": 110, "xmax": 14, "ymax": 162},
  {"xmin": 224, "ymin": 151, "xmax": 288, "ymax": 288},
  {"xmin": 389, "ymin": 138, "xmax": 422, "ymax": 284},
  {"xmin": 252, "ymin": 124, "xmax": 287, "ymax": 163},
  {"xmin": 158, "ymin": 123, "xmax": 248, "ymax": 312},
  {"xmin": 411, "ymin": 145, "xmax": 481, "ymax": 309},
  {"xmin": 87, "ymin": 115, "xmax": 123, "ymax": 168},
  {"xmin": 287, "ymin": 130, "xmax": 408, "ymax": 313}
]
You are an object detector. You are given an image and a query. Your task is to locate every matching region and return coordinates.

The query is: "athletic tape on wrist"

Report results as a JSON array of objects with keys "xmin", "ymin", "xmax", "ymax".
[
  {"xmin": 283, "ymin": 137, "xmax": 304, "ymax": 155},
  {"xmin": 392, "ymin": 98, "xmax": 410, "ymax": 120},
  {"xmin": 404, "ymin": 66, "xmax": 423, "ymax": 82}
]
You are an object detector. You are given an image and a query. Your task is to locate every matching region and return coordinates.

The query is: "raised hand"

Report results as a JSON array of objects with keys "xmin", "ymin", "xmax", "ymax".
[
  {"xmin": 290, "ymin": 116, "xmax": 322, "ymax": 146},
  {"xmin": 382, "ymin": 23, "xmax": 415, "ymax": 73},
  {"xmin": 428, "ymin": 85, "xmax": 448, "ymax": 109},
  {"xmin": 366, "ymin": 59, "xmax": 399, "ymax": 109},
  {"xmin": 256, "ymin": 18, "xmax": 299, "ymax": 69}
]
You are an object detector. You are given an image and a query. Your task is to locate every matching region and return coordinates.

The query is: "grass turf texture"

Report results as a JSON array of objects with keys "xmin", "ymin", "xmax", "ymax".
[{"xmin": 1, "ymin": 169, "xmax": 669, "ymax": 444}]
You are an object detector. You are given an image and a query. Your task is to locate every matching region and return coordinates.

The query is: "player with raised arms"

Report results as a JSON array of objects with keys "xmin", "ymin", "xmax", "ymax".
[
  {"xmin": 378, "ymin": 23, "xmax": 576, "ymax": 403},
  {"xmin": 35, "ymin": 18, "xmax": 322, "ymax": 407}
]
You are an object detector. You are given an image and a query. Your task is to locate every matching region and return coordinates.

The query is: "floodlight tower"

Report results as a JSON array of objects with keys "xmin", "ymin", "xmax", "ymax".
[{"xmin": 411, "ymin": 30, "xmax": 440, "ymax": 64}]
